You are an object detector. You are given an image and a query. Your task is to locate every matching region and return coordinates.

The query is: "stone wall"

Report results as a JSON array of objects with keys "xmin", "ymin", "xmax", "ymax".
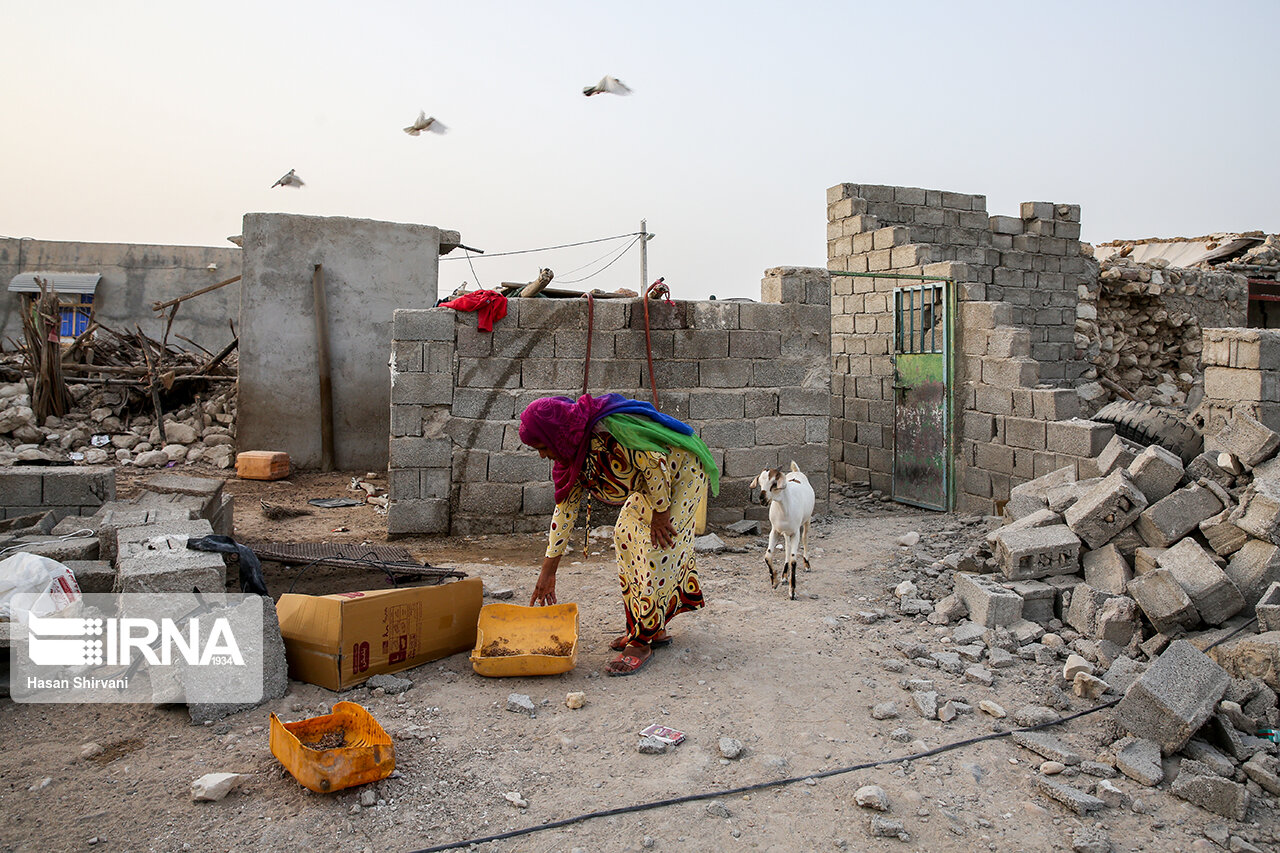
[
  {"xmin": 237, "ymin": 213, "xmax": 455, "ymax": 471},
  {"xmin": 0, "ymin": 238, "xmax": 242, "ymax": 354},
  {"xmin": 827, "ymin": 183, "xmax": 1096, "ymax": 494},
  {"xmin": 387, "ymin": 268, "xmax": 831, "ymax": 535}
]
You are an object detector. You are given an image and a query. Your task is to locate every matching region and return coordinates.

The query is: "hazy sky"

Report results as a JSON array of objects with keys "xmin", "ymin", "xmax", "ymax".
[{"xmin": 4, "ymin": 2, "xmax": 1277, "ymax": 301}]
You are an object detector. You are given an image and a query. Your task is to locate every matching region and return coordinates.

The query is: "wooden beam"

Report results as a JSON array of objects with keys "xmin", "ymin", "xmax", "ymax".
[{"xmin": 150, "ymin": 275, "xmax": 242, "ymax": 312}]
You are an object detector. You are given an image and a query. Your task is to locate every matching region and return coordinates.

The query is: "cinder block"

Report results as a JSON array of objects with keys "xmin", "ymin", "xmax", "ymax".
[
  {"xmin": 1004, "ymin": 579, "xmax": 1055, "ymax": 624},
  {"xmin": 0, "ymin": 470, "xmax": 43, "ymax": 505},
  {"xmin": 1133, "ymin": 547, "xmax": 1166, "ymax": 577},
  {"xmin": 1205, "ymin": 366, "xmax": 1280, "ymax": 404},
  {"xmin": 1170, "ymin": 773, "xmax": 1250, "ymax": 820},
  {"xmin": 1046, "ymin": 419, "xmax": 1117, "ymax": 459},
  {"xmin": 1126, "ymin": 444, "xmax": 1184, "ymax": 504},
  {"xmin": 390, "ymin": 437, "xmax": 452, "ymax": 468},
  {"xmin": 1083, "ymin": 544, "xmax": 1132, "ymax": 595},
  {"xmin": 41, "ymin": 467, "xmax": 115, "ymax": 508},
  {"xmin": 981, "ymin": 357, "xmax": 1039, "ymax": 388},
  {"xmin": 953, "ymin": 572, "xmax": 1024, "ymax": 627},
  {"xmin": 1031, "ymin": 388, "xmax": 1079, "ymax": 421},
  {"xmin": 486, "ymin": 453, "xmax": 549, "ymax": 484},
  {"xmin": 1066, "ymin": 582, "xmax": 1118, "ymax": 637},
  {"xmin": 1157, "ymin": 538, "xmax": 1245, "ymax": 625},
  {"xmin": 115, "ymin": 536, "xmax": 225, "ymax": 595},
  {"xmin": 1097, "ymin": 435, "xmax": 1142, "ymax": 476},
  {"xmin": 1186, "ymin": 451, "xmax": 1237, "ymax": 491},
  {"xmin": 387, "ymin": 499, "xmax": 450, "ymax": 535},
  {"xmin": 991, "ymin": 524, "xmax": 1081, "ymax": 581},
  {"xmin": 1064, "ymin": 469, "xmax": 1149, "ymax": 549},
  {"xmin": 1004, "ymin": 417, "xmax": 1048, "ymax": 450},
  {"xmin": 393, "ymin": 308, "xmax": 454, "ymax": 342},
  {"xmin": 1226, "ymin": 539, "xmax": 1280, "ymax": 609},
  {"xmin": 1135, "ymin": 484, "xmax": 1224, "ymax": 548},
  {"xmin": 1127, "ymin": 568, "xmax": 1201, "ymax": 634},
  {"xmin": 1229, "ymin": 473, "xmax": 1280, "ymax": 544},
  {"xmin": 1097, "ymin": 595, "xmax": 1140, "ymax": 645},
  {"xmin": 1021, "ymin": 201, "xmax": 1055, "ymax": 221},
  {"xmin": 63, "ymin": 560, "xmax": 115, "ymax": 594},
  {"xmin": 1200, "ymin": 510, "xmax": 1249, "ymax": 557},
  {"xmin": 1205, "ymin": 409, "xmax": 1280, "ymax": 468},
  {"xmin": 1117, "ymin": 639, "xmax": 1231, "ymax": 755},
  {"xmin": 1257, "ymin": 582, "xmax": 1280, "ymax": 633}
]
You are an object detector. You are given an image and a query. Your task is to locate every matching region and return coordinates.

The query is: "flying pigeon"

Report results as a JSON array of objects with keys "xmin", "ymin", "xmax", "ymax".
[
  {"xmin": 404, "ymin": 111, "xmax": 448, "ymax": 136},
  {"xmin": 583, "ymin": 75, "xmax": 632, "ymax": 97},
  {"xmin": 272, "ymin": 169, "xmax": 304, "ymax": 189}
]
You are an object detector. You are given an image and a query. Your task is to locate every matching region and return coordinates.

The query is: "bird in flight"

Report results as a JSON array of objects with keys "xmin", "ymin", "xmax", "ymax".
[
  {"xmin": 583, "ymin": 75, "xmax": 632, "ymax": 97},
  {"xmin": 272, "ymin": 169, "xmax": 304, "ymax": 189},
  {"xmin": 404, "ymin": 111, "xmax": 448, "ymax": 136}
]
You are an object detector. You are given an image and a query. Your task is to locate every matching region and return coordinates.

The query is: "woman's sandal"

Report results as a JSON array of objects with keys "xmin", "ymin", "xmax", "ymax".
[
  {"xmin": 609, "ymin": 633, "xmax": 672, "ymax": 652},
  {"xmin": 605, "ymin": 645, "xmax": 653, "ymax": 677}
]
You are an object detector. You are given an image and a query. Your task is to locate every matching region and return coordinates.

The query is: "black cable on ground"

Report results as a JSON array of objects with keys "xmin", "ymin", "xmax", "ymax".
[{"xmin": 405, "ymin": 697, "xmax": 1123, "ymax": 853}]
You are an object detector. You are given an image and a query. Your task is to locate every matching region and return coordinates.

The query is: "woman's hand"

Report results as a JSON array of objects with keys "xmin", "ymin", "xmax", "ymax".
[
  {"xmin": 650, "ymin": 509, "xmax": 676, "ymax": 549},
  {"xmin": 530, "ymin": 555, "xmax": 560, "ymax": 606}
]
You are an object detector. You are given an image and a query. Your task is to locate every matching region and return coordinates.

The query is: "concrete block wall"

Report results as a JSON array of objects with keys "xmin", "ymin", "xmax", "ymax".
[
  {"xmin": 0, "ymin": 466, "xmax": 115, "ymax": 520},
  {"xmin": 388, "ymin": 267, "xmax": 831, "ymax": 535},
  {"xmin": 827, "ymin": 182, "xmax": 1095, "ymax": 497},
  {"xmin": 1198, "ymin": 328, "xmax": 1280, "ymax": 434}
]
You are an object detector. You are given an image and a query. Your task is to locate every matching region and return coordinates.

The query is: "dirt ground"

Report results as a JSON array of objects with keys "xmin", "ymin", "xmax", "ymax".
[{"xmin": 1, "ymin": 469, "xmax": 1276, "ymax": 853}]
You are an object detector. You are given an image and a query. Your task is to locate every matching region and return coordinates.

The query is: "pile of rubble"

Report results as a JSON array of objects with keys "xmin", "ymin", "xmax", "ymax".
[
  {"xmin": 1238, "ymin": 235, "xmax": 1280, "ymax": 268},
  {"xmin": 890, "ymin": 411, "xmax": 1280, "ymax": 826},
  {"xmin": 1074, "ymin": 253, "xmax": 1248, "ymax": 411},
  {"xmin": 0, "ymin": 381, "xmax": 237, "ymax": 469}
]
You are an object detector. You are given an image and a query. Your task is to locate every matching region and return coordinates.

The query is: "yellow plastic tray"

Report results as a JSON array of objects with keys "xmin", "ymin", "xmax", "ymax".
[
  {"xmin": 470, "ymin": 602, "xmax": 579, "ymax": 677},
  {"xmin": 269, "ymin": 701, "xmax": 395, "ymax": 793}
]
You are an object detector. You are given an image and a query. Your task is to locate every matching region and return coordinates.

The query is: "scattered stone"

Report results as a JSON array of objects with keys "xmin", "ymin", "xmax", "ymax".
[
  {"xmin": 565, "ymin": 692, "xmax": 585, "ymax": 709},
  {"xmin": 718, "ymin": 737, "xmax": 743, "ymax": 760},
  {"xmin": 638, "ymin": 737, "xmax": 669, "ymax": 754},
  {"xmin": 938, "ymin": 701, "xmax": 957, "ymax": 722},
  {"xmin": 485, "ymin": 586, "xmax": 516, "ymax": 600},
  {"xmin": 365, "ymin": 674, "xmax": 412, "ymax": 694},
  {"xmin": 1074, "ymin": 672, "xmax": 1110, "ymax": 699},
  {"xmin": 1064, "ymin": 654, "xmax": 1095, "ymax": 680},
  {"xmin": 890, "ymin": 728, "xmax": 912, "ymax": 742},
  {"xmin": 964, "ymin": 665, "xmax": 994, "ymax": 686},
  {"xmin": 1094, "ymin": 779, "xmax": 1129, "ymax": 810},
  {"xmin": 978, "ymin": 700, "xmax": 1007, "ymax": 718},
  {"xmin": 1040, "ymin": 761, "xmax": 1066, "ymax": 775},
  {"xmin": 506, "ymin": 693, "xmax": 536, "ymax": 715},
  {"xmin": 912, "ymin": 691, "xmax": 938, "ymax": 719},
  {"xmin": 503, "ymin": 791, "xmax": 528, "ymax": 809},
  {"xmin": 1012, "ymin": 730, "xmax": 1083, "ymax": 765},
  {"xmin": 1080, "ymin": 761, "xmax": 1116, "ymax": 778},
  {"xmin": 1170, "ymin": 773, "xmax": 1250, "ymax": 820},
  {"xmin": 726, "ymin": 519, "xmax": 760, "ymax": 535},
  {"xmin": 868, "ymin": 815, "xmax": 910, "ymax": 841},
  {"xmin": 358, "ymin": 788, "xmax": 377, "ymax": 808},
  {"xmin": 192, "ymin": 773, "xmax": 246, "ymax": 802},
  {"xmin": 705, "ymin": 801, "xmax": 731, "ymax": 818},
  {"xmin": 80, "ymin": 742, "xmax": 104, "ymax": 760},
  {"xmin": 871, "ymin": 702, "xmax": 900, "ymax": 720},
  {"xmin": 897, "ymin": 531, "xmax": 920, "ymax": 547},
  {"xmin": 1071, "ymin": 826, "xmax": 1114, "ymax": 853},
  {"xmin": 1034, "ymin": 776, "xmax": 1104, "ymax": 815},
  {"xmin": 1114, "ymin": 737, "xmax": 1164, "ymax": 786},
  {"xmin": 1013, "ymin": 705, "xmax": 1060, "ymax": 727},
  {"xmin": 894, "ymin": 580, "xmax": 918, "ymax": 599},
  {"xmin": 1242, "ymin": 753, "xmax": 1280, "ymax": 795},
  {"xmin": 854, "ymin": 784, "xmax": 890, "ymax": 811},
  {"xmin": 693, "ymin": 534, "xmax": 726, "ymax": 553}
]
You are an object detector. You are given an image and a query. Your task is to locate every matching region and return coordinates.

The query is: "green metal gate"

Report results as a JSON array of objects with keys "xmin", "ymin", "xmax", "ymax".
[{"xmin": 891, "ymin": 281, "xmax": 954, "ymax": 510}]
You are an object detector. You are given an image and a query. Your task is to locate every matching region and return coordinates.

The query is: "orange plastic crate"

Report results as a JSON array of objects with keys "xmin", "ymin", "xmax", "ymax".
[
  {"xmin": 269, "ymin": 701, "xmax": 395, "ymax": 793},
  {"xmin": 236, "ymin": 450, "xmax": 290, "ymax": 480}
]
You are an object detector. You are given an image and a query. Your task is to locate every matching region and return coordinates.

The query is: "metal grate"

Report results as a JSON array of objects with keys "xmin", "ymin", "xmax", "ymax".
[
  {"xmin": 894, "ymin": 283, "xmax": 946, "ymax": 355},
  {"xmin": 245, "ymin": 542, "xmax": 466, "ymax": 584}
]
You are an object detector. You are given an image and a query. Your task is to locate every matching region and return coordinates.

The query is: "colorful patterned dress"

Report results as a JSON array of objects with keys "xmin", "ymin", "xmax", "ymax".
[{"xmin": 545, "ymin": 431, "xmax": 707, "ymax": 645}]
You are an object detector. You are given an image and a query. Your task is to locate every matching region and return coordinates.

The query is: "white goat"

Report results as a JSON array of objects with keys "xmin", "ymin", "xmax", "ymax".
[{"xmin": 749, "ymin": 461, "xmax": 815, "ymax": 600}]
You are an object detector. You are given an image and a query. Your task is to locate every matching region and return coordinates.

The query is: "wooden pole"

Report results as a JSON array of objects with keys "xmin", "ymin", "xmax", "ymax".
[
  {"xmin": 312, "ymin": 264, "xmax": 335, "ymax": 472},
  {"xmin": 150, "ymin": 275, "xmax": 242, "ymax": 312}
]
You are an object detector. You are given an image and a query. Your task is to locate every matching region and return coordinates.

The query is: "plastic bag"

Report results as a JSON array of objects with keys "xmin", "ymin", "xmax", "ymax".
[{"xmin": 0, "ymin": 552, "xmax": 83, "ymax": 621}]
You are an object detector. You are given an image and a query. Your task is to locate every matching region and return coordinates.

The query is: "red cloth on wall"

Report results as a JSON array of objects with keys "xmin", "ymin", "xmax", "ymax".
[{"xmin": 439, "ymin": 289, "xmax": 509, "ymax": 332}]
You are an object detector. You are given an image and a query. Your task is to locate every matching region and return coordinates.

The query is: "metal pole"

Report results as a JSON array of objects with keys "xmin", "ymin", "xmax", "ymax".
[{"xmin": 640, "ymin": 218, "xmax": 647, "ymax": 292}]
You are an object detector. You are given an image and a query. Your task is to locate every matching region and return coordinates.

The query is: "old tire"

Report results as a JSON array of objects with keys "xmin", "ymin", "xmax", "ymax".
[{"xmin": 1092, "ymin": 400, "xmax": 1202, "ymax": 465}]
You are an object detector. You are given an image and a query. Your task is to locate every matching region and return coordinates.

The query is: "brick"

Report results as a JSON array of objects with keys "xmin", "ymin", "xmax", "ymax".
[
  {"xmin": 1004, "ymin": 417, "xmax": 1047, "ymax": 450},
  {"xmin": 1127, "ymin": 569, "xmax": 1201, "ymax": 634},
  {"xmin": 991, "ymin": 524, "xmax": 1081, "ymax": 581},
  {"xmin": 1031, "ymin": 388, "xmax": 1079, "ymax": 421},
  {"xmin": 1229, "ymin": 472, "xmax": 1280, "ymax": 544},
  {"xmin": 1096, "ymin": 435, "xmax": 1142, "ymax": 476},
  {"xmin": 1157, "ymin": 538, "xmax": 1245, "ymax": 625},
  {"xmin": 393, "ymin": 308, "xmax": 454, "ymax": 341},
  {"xmin": 1118, "ymin": 639, "xmax": 1231, "ymax": 755},
  {"xmin": 387, "ymin": 499, "xmax": 449, "ymax": 535},
  {"xmin": 689, "ymin": 391, "xmax": 745, "ymax": 420},
  {"xmin": 1126, "ymin": 444, "xmax": 1184, "ymax": 504},
  {"xmin": 1205, "ymin": 366, "xmax": 1280, "ymax": 403},
  {"xmin": 1135, "ymin": 484, "xmax": 1224, "ymax": 548},
  {"xmin": 1066, "ymin": 582, "xmax": 1117, "ymax": 637},
  {"xmin": 1064, "ymin": 469, "xmax": 1148, "ymax": 549},
  {"xmin": 953, "ymin": 572, "xmax": 1023, "ymax": 627},
  {"xmin": 1083, "ymin": 544, "xmax": 1132, "ymax": 595},
  {"xmin": 40, "ymin": 467, "xmax": 115, "ymax": 507},
  {"xmin": 1046, "ymin": 419, "xmax": 1116, "ymax": 459},
  {"xmin": 1170, "ymin": 773, "xmax": 1250, "ymax": 820},
  {"xmin": 1205, "ymin": 409, "xmax": 1280, "ymax": 468},
  {"xmin": 458, "ymin": 483, "xmax": 522, "ymax": 514},
  {"xmin": 1199, "ymin": 510, "xmax": 1249, "ymax": 557},
  {"xmin": 1226, "ymin": 540, "xmax": 1280, "ymax": 609},
  {"xmin": 389, "ymin": 437, "xmax": 452, "ymax": 468}
]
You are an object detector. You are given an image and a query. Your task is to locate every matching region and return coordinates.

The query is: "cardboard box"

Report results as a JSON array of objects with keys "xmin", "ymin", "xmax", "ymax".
[{"xmin": 275, "ymin": 578, "xmax": 482, "ymax": 690}]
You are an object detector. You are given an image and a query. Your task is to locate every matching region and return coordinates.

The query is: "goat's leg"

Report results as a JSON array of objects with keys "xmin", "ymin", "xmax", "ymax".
[
  {"xmin": 785, "ymin": 532, "xmax": 798, "ymax": 599},
  {"xmin": 800, "ymin": 520, "xmax": 811, "ymax": 571},
  {"xmin": 766, "ymin": 528, "xmax": 779, "ymax": 588}
]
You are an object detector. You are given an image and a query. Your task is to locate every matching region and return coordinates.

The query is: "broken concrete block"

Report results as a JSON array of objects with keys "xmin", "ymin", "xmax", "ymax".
[
  {"xmin": 1102, "ymin": 656, "xmax": 1146, "ymax": 694},
  {"xmin": 1127, "ymin": 568, "xmax": 1201, "ymax": 634},
  {"xmin": 115, "ymin": 519, "xmax": 216, "ymax": 562},
  {"xmin": 9, "ymin": 536, "xmax": 100, "ymax": 562},
  {"xmin": 1082, "ymin": 544, "xmax": 1132, "ymax": 595},
  {"xmin": 1066, "ymin": 583, "xmax": 1117, "ymax": 638},
  {"xmin": 1157, "ymin": 538, "xmax": 1245, "ymax": 626},
  {"xmin": 191, "ymin": 772, "xmax": 247, "ymax": 802},
  {"xmin": 1004, "ymin": 579, "xmax": 1054, "ymax": 624},
  {"xmin": 1200, "ymin": 509, "xmax": 1249, "ymax": 557},
  {"xmin": 1208, "ymin": 630, "xmax": 1280, "ymax": 691},
  {"xmin": 1182, "ymin": 740, "xmax": 1237, "ymax": 777},
  {"xmin": 1243, "ymin": 753, "xmax": 1280, "ymax": 795},
  {"xmin": 1097, "ymin": 435, "xmax": 1143, "ymax": 476},
  {"xmin": 985, "ymin": 508, "xmax": 1061, "ymax": 546},
  {"xmin": 63, "ymin": 560, "xmax": 115, "ymax": 594},
  {"xmin": 1205, "ymin": 409, "xmax": 1280, "ymax": 469},
  {"xmin": 1226, "ymin": 539, "xmax": 1280, "ymax": 609},
  {"xmin": 1114, "ymin": 737, "xmax": 1164, "ymax": 786},
  {"xmin": 991, "ymin": 524, "xmax": 1081, "ymax": 581},
  {"xmin": 142, "ymin": 472, "xmax": 224, "ymax": 504},
  {"xmin": 1047, "ymin": 478, "xmax": 1099, "ymax": 514},
  {"xmin": 96, "ymin": 505, "xmax": 193, "ymax": 562},
  {"xmin": 1009, "ymin": 618, "xmax": 1045, "ymax": 645},
  {"xmin": 1170, "ymin": 773, "xmax": 1250, "ymax": 820},
  {"xmin": 1257, "ymin": 582, "xmax": 1280, "ymax": 633},
  {"xmin": 1064, "ymin": 470, "xmax": 1149, "ymax": 549},
  {"xmin": 1044, "ymin": 574, "xmax": 1081, "ymax": 621},
  {"xmin": 186, "ymin": 596, "xmax": 288, "ymax": 724},
  {"xmin": 1186, "ymin": 451, "xmax": 1237, "ymax": 491},
  {"xmin": 1097, "ymin": 596, "xmax": 1140, "ymax": 646},
  {"xmin": 1231, "ymin": 474, "xmax": 1280, "ymax": 545},
  {"xmin": 1009, "ymin": 466, "xmax": 1076, "ymax": 506},
  {"xmin": 1011, "ymin": 730, "xmax": 1083, "ymax": 764},
  {"xmin": 1108, "ymin": 525, "xmax": 1146, "ymax": 559},
  {"xmin": 1074, "ymin": 672, "xmax": 1110, "ymax": 699},
  {"xmin": 114, "ymin": 532, "xmax": 225, "ymax": 594},
  {"xmin": 1117, "ymin": 639, "xmax": 1231, "ymax": 754},
  {"xmin": 953, "ymin": 572, "xmax": 1023, "ymax": 627},
  {"xmin": 1126, "ymin": 443, "xmax": 1185, "ymax": 504},
  {"xmin": 1136, "ymin": 484, "xmax": 1224, "ymax": 549},
  {"xmin": 1033, "ymin": 776, "xmax": 1104, "ymax": 815}
]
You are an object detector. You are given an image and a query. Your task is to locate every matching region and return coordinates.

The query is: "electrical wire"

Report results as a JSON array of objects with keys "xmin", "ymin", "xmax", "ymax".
[
  {"xmin": 0, "ymin": 528, "xmax": 96, "ymax": 558},
  {"xmin": 556, "ymin": 235, "xmax": 642, "ymax": 285},
  {"xmin": 462, "ymin": 250, "xmax": 482, "ymax": 290},
  {"xmin": 405, "ymin": 698, "xmax": 1123, "ymax": 852},
  {"xmin": 556, "ymin": 236, "xmax": 644, "ymax": 279},
  {"xmin": 439, "ymin": 232, "xmax": 639, "ymax": 261}
]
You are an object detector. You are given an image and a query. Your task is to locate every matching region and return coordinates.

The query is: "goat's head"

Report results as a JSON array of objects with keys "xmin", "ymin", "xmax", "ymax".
[{"xmin": 748, "ymin": 468, "xmax": 787, "ymax": 506}]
